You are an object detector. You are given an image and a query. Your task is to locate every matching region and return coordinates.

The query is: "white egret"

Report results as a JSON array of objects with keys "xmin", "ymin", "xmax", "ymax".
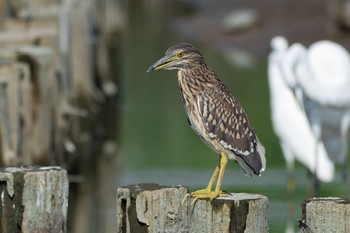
[
  {"xmin": 268, "ymin": 36, "xmax": 336, "ymax": 233},
  {"xmin": 269, "ymin": 36, "xmax": 350, "ymax": 195},
  {"xmin": 294, "ymin": 40, "xmax": 350, "ymax": 195},
  {"xmin": 268, "ymin": 37, "xmax": 335, "ymax": 187}
]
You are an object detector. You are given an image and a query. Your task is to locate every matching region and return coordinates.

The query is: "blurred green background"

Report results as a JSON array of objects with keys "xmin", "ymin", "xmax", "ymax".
[{"xmin": 117, "ymin": 1, "xmax": 349, "ymax": 232}]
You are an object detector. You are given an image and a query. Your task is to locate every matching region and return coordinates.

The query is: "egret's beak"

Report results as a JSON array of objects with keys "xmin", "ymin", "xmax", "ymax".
[{"xmin": 146, "ymin": 55, "xmax": 178, "ymax": 73}]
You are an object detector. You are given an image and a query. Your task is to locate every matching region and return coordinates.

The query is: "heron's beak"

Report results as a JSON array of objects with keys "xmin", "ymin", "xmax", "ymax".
[{"xmin": 146, "ymin": 55, "xmax": 178, "ymax": 73}]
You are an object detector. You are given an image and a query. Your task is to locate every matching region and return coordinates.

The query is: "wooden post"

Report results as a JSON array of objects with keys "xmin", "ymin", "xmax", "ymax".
[
  {"xmin": 17, "ymin": 47, "xmax": 56, "ymax": 164},
  {"xmin": 0, "ymin": 166, "xmax": 68, "ymax": 233},
  {"xmin": 1, "ymin": 0, "xmax": 122, "ymax": 232},
  {"xmin": 301, "ymin": 197, "xmax": 350, "ymax": 233},
  {"xmin": 116, "ymin": 184, "xmax": 269, "ymax": 233},
  {"xmin": 0, "ymin": 60, "xmax": 32, "ymax": 166}
]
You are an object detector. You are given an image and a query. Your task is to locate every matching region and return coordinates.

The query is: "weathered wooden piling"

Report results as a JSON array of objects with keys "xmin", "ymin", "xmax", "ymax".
[
  {"xmin": 0, "ymin": 0, "xmax": 122, "ymax": 231},
  {"xmin": 301, "ymin": 197, "xmax": 350, "ymax": 233},
  {"xmin": 0, "ymin": 58, "xmax": 31, "ymax": 166},
  {"xmin": 0, "ymin": 166, "xmax": 69, "ymax": 233},
  {"xmin": 116, "ymin": 184, "xmax": 269, "ymax": 233}
]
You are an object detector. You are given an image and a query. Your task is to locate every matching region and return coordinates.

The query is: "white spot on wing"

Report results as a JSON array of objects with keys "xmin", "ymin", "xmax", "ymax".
[
  {"xmin": 197, "ymin": 97, "xmax": 201, "ymax": 113},
  {"xmin": 238, "ymin": 150, "xmax": 250, "ymax": 155},
  {"xmin": 220, "ymin": 140, "xmax": 250, "ymax": 155},
  {"xmin": 219, "ymin": 140, "xmax": 233, "ymax": 150}
]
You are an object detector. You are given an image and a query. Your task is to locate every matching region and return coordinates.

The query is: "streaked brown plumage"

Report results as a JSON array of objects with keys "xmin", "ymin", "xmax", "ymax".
[{"xmin": 147, "ymin": 43, "xmax": 266, "ymax": 203}]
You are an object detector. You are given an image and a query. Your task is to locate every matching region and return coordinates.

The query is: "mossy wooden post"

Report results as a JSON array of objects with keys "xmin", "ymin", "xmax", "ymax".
[
  {"xmin": 0, "ymin": 166, "xmax": 69, "ymax": 233},
  {"xmin": 301, "ymin": 197, "xmax": 350, "ymax": 233},
  {"xmin": 116, "ymin": 184, "xmax": 269, "ymax": 233}
]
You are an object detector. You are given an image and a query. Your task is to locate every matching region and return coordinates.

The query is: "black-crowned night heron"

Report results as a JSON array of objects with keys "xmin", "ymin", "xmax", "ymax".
[{"xmin": 147, "ymin": 43, "xmax": 266, "ymax": 203}]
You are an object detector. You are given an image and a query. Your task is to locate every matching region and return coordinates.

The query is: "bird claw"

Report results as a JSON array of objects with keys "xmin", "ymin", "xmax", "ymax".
[
  {"xmin": 191, "ymin": 197, "xmax": 199, "ymax": 206},
  {"xmin": 181, "ymin": 193, "xmax": 191, "ymax": 205},
  {"xmin": 182, "ymin": 189, "xmax": 229, "ymax": 206}
]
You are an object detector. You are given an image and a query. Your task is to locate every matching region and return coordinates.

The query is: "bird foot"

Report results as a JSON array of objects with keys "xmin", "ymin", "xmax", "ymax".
[{"xmin": 182, "ymin": 189, "xmax": 229, "ymax": 205}]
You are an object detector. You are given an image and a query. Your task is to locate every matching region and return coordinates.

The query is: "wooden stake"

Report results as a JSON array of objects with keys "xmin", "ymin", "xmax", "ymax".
[
  {"xmin": 0, "ymin": 166, "xmax": 69, "ymax": 233},
  {"xmin": 117, "ymin": 183, "xmax": 269, "ymax": 233},
  {"xmin": 301, "ymin": 197, "xmax": 350, "ymax": 233}
]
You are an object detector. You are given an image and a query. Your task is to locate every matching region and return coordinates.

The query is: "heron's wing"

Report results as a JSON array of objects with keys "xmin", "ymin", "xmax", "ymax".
[{"xmin": 197, "ymin": 84, "xmax": 265, "ymax": 175}]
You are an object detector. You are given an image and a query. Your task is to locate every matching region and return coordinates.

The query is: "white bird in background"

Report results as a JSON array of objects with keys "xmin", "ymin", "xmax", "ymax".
[
  {"xmin": 269, "ymin": 37, "xmax": 333, "ymax": 233},
  {"xmin": 296, "ymin": 40, "xmax": 350, "ymax": 162},
  {"xmin": 268, "ymin": 37, "xmax": 335, "ymax": 190},
  {"xmin": 269, "ymin": 36, "xmax": 350, "ymax": 196},
  {"xmin": 268, "ymin": 37, "xmax": 350, "ymax": 233}
]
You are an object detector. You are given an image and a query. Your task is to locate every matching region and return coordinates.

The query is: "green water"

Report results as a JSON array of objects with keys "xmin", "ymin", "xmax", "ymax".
[{"xmin": 118, "ymin": 1, "xmax": 346, "ymax": 232}]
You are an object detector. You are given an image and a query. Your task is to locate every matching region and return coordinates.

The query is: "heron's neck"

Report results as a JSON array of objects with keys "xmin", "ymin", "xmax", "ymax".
[{"xmin": 177, "ymin": 66, "xmax": 216, "ymax": 93}]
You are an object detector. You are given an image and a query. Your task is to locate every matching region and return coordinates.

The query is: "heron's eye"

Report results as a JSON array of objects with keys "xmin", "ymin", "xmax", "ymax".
[{"xmin": 178, "ymin": 52, "xmax": 185, "ymax": 58}]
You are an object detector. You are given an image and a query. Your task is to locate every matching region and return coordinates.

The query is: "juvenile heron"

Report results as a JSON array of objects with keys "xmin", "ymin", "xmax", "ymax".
[{"xmin": 147, "ymin": 43, "xmax": 266, "ymax": 202}]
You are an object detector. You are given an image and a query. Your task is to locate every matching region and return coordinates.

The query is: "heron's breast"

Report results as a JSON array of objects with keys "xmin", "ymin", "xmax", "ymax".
[{"xmin": 180, "ymin": 90, "xmax": 222, "ymax": 153}]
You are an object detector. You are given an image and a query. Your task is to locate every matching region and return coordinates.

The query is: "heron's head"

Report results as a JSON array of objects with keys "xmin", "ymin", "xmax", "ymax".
[{"xmin": 147, "ymin": 43, "xmax": 205, "ymax": 72}]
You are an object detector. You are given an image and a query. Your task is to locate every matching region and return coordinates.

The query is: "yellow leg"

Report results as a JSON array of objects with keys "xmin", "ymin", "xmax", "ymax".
[
  {"xmin": 205, "ymin": 165, "xmax": 220, "ymax": 190},
  {"xmin": 182, "ymin": 152, "xmax": 229, "ymax": 205},
  {"xmin": 182, "ymin": 165, "xmax": 219, "ymax": 204},
  {"xmin": 214, "ymin": 152, "xmax": 228, "ymax": 193}
]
